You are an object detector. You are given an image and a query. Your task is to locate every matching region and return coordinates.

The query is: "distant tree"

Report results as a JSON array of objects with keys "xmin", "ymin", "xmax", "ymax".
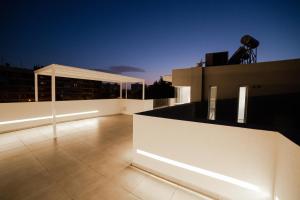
[{"xmin": 146, "ymin": 77, "xmax": 174, "ymax": 99}]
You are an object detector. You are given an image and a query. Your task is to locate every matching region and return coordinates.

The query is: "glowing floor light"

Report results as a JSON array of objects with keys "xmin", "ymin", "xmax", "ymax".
[
  {"xmin": 0, "ymin": 110, "xmax": 99, "ymax": 125},
  {"xmin": 136, "ymin": 149, "xmax": 260, "ymax": 192}
]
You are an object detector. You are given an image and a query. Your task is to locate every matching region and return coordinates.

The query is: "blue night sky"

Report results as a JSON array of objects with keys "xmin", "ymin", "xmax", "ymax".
[{"xmin": 1, "ymin": 0, "xmax": 300, "ymax": 84}]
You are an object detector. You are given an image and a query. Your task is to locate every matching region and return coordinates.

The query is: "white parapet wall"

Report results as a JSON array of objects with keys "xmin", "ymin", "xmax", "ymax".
[
  {"xmin": 132, "ymin": 114, "xmax": 300, "ymax": 200},
  {"xmin": 121, "ymin": 99, "xmax": 154, "ymax": 115},
  {"xmin": 0, "ymin": 99, "xmax": 153, "ymax": 133},
  {"xmin": 273, "ymin": 134, "xmax": 300, "ymax": 200}
]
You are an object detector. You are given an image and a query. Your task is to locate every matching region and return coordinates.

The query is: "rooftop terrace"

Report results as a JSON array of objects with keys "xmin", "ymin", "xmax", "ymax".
[{"xmin": 0, "ymin": 115, "xmax": 210, "ymax": 200}]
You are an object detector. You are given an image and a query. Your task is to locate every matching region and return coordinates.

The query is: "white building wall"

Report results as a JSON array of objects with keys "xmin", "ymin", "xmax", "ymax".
[{"xmin": 172, "ymin": 59, "xmax": 300, "ymax": 101}]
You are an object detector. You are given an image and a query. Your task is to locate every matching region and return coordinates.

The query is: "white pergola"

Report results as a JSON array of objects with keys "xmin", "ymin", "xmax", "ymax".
[{"xmin": 34, "ymin": 64, "xmax": 145, "ymax": 137}]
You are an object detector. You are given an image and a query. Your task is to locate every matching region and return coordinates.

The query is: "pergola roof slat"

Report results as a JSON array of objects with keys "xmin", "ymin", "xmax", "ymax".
[{"xmin": 34, "ymin": 64, "xmax": 144, "ymax": 83}]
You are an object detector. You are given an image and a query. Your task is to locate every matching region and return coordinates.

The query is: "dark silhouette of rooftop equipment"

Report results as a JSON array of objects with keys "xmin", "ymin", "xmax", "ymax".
[
  {"xmin": 241, "ymin": 35, "xmax": 259, "ymax": 49},
  {"xmin": 205, "ymin": 51, "xmax": 228, "ymax": 67},
  {"xmin": 228, "ymin": 35, "xmax": 259, "ymax": 65}
]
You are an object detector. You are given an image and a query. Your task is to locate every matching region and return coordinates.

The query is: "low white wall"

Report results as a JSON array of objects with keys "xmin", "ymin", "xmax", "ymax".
[
  {"xmin": 121, "ymin": 99, "xmax": 153, "ymax": 115},
  {"xmin": 168, "ymin": 98, "xmax": 176, "ymax": 106},
  {"xmin": 273, "ymin": 135, "xmax": 300, "ymax": 200},
  {"xmin": 55, "ymin": 99, "xmax": 121, "ymax": 121},
  {"xmin": 0, "ymin": 99, "xmax": 153, "ymax": 133},
  {"xmin": 0, "ymin": 101, "xmax": 53, "ymax": 133},
  {"xmin": 132, "ymin": 115, "xmax": 300, "ymax": 200}
]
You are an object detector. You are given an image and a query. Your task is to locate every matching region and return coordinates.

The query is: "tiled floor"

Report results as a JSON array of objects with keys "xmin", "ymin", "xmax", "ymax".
[{"xmin": 0, "ymin": 115, "xmax": 209, "ymax": 200}]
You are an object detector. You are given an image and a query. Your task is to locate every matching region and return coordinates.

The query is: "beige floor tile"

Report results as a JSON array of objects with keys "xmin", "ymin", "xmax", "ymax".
[
  {"xmin": 0, "ymin": 145, "xmax": 29, "ymax": 161},
  {"xmin": 24, "ymin": 138, "xmax": 60, "ymax": 152},
  {"xmin": 111, "ymin": 166, "xmax": 146, "ymax": 192},
  {"xmin": 171, "ymin": 189, "xmax": 211, "ymax": 200},
  {"xmin": 60, "ymin": 141, "xmax": 96, "ymax": 161},
  {"xmin": 132, "ymin": 175, "xmax": 176, "ymax": 200},
  {"xmin": 0, "ymin": 153, "xmax": 45, "ymax": 180},
  {"xmin": 25, "ymin": 184, "xmax": 71, "ymax": 200},
  {"xmin": 87, "ymin": 155, "xmax": 128, "ymax": 178},
  {"xmin": 0, "ymin": 172, "xmax": 53, "ymax": 200},
  {"xmin": 77, "ymin": 180, "xmax": 141, "ymax": 200},
  {"xmin": 32, "ymin": 147, "xmax": 77, "ymax": 164},
  {"xmin": 0, "ymin": 134, "xmax": 20, "ymax": 145},
  {"xmin": 56, "ymin": 168, "xmax": 108, "ymax": 199},
  {"xmin": 0, "ymin": 139, "xmax": 25, "ymax": 152},
  {"xmin": 18, "ymin": 132, "xmax": 50, "ymax": 145}
]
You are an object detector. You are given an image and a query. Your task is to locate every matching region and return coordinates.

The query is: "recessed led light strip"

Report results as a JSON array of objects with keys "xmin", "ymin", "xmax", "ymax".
[
  {"xmin": 136, "ymin": 149, "xmax": 260, "ymax": 192},
  {"xmin": 0, "ymin": 110, "xmax": 99, "ymax": 125},
  {"xmin": 56, "ymin": 110, "xmax": 98, "ymax": 118}
]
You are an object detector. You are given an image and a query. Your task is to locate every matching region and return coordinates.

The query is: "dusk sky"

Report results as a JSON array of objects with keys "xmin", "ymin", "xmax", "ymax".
[{"xmin": 1, "ymin": 0, "xmax": 300, "ymax": 84}]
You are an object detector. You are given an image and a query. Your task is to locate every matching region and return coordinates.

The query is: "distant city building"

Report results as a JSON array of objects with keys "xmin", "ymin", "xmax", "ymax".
[
  {"xmin": 0, "ymin": 65, "xmax": 175, "ymax": 102},
  {"xmin": 0, "ymin": 65, "xmax": 120, "ymax": 102},
  {"xmin": 0, "ymin": 65, "xmax": 35, "ymax": 102}
]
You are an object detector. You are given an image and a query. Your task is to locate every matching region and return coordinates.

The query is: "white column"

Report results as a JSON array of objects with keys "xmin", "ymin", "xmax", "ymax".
[
  {"xmin": 125, "ymin": 82, "xmax": 128, "ymax": 99},
  {"xmin": 120, "ymin": 82, "xmax": 122, "ymax": 99},
  {"xmin": 51, "ymin": 66, "xmax": 57, "ymax": 138},
  {"xmin": 34, "ymin": 73, "xmax": 38, "ymax": 102},
  {"xmin": 142, "ymin": 81, "xmax": 145, "ymax": 100}
]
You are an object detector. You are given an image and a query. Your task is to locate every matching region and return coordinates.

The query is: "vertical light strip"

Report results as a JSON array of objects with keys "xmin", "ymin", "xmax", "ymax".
[
  {"xmin": 208, "ymin": 86, "xmax": 217, "ymax": 120},
  {"xmin": 0, "ymin": 110, "xmax": 99, "ymax": 125},
  {"xmin": 136, "ymin": 149, "xmax": 260, "ymax": 192},
  {"xmin": 237, "ymin": 86, "xmax": 248, "ymax": 123}
]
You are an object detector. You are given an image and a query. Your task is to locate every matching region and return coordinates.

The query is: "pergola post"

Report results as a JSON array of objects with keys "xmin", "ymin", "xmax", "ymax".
[
  {"xmin": 51, "ymin": 66, "xmax": 57, "ymax": 138},
  {"xmin": 120, "ymin": 82, "xmax": 122, "ymax": 99},
  {"xmin": 125, "ymin": 82, "xmax": 128, "ymax": 99},
  {"xmin": 142, "ymin": 81, "xmax": 145, "ymax": 100},
  {"xmin": 34, "ymin": 73, "xmax": 38, "ymax": 102}
]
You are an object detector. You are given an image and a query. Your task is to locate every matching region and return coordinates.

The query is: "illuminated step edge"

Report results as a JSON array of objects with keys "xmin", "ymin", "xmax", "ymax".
[
  {"xmin": 136, "ymin": 149, "xmax": 260, "ymax": 192},
  {"xmin": 0, "ymin": 110, "xmax": 99, "ymax": 125}
]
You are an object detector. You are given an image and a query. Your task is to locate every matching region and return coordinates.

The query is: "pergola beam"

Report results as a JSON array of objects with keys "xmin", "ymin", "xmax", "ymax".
[{"xmin": 35, "ymin": 64, "xmax": 144, "ymax": 83}]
